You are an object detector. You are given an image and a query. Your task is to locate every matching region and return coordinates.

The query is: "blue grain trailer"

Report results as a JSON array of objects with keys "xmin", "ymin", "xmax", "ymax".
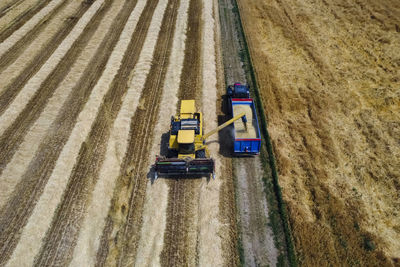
[{"xmin": 227, "ymin": 83, "xmax": 261, "ymax": 155}]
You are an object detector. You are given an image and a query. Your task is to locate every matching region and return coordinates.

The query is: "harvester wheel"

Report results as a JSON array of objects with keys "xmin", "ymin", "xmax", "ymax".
[
  {"xmin": 196, "ymin": 150, "xmax": 206, "ymax": 158},
  {"xmin": 167, "ymin": 149, "xmax": 178, "ymax": 158}
]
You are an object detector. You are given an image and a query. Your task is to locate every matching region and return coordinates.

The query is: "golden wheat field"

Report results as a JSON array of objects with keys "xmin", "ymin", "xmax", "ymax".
[
  {"xmin": 3, "ymin": 0, "xmax": 398, "ymax": 265},
  {"xmin": 239, "ymin": 0, "xmax": 400, "ymax": 265}
]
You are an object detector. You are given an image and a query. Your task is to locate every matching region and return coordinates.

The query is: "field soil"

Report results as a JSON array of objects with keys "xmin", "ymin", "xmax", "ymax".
[{"xmin": 238, "ymin": 0, "xmax": 400, "ymax": 265}]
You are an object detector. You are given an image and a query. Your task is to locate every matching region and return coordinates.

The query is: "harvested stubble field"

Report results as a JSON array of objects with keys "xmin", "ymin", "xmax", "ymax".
[
  {"xmin": 0, "ymin": 0, "xmax": 282, "ymax": 266},
  {"xmin": 238, "ymin": 0, "xmax": 400, "ymax": 265}
]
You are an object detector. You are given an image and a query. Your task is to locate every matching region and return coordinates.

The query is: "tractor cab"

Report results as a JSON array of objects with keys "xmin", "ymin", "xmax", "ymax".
[{"xmin": 227, "ymin": 83, "xmax": 250, "ymax": 98}]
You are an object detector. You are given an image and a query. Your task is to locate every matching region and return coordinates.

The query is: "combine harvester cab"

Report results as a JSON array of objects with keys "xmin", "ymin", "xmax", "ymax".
[{"xmin": 227, "ymin": 83, "xmax": 261, "ymax": 155}]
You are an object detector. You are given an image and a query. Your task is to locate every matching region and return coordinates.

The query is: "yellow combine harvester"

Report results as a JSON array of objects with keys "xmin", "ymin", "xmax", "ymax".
[{"xmin": 154, "ymin": 100, "xmax": 247, "ymax": 179}]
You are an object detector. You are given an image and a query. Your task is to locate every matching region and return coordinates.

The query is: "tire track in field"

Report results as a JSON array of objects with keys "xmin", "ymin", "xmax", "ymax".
[
  {"xmin": 0, "ymin": 0, "xmax": 126, "ymax": 210},
  {"xmin": 3, "ymin": 1, "xmax": 126, "ymax": 265},
  {"xmin": 0, "ymin": 0, "xmax": 24, "ymax": 18},
  {"xmin": 71, "ymin": 1, "xmax": 179, "ymax": 264},
  {"xmin": 133, "ymin": 0, "xmax": 189, "ymax": 265},
  {"xmin": 0, "ymin": 0, "xmax": 33, "ymax": 29},
  {"xmin": 162, "ymin": 179, "xmax": 197, "ymax": 267},
  {"xmin": 0, "ymin": 0, "xmax": 52, "ymax": 42},
  {"xmin": 0, "ymin": 0, "xmax": 102, "ymax": 135},
  {"xmin": 0, "ymin": 0, "xmax": 66, "ymax": 56},
  {"xmin": 0, "ymin": 0, "xmax": 36, "ymax": 31},
  {"xmin": 197, "ymin": 1, "xmax": 224, "ymax": 265},
  {"xmin": 215, "ymin": 0, "xmax": 240, "ymax": 265},
  {"xmin": 0, "ymin": 0, "xmax": 87, "ymax": 114},
  {"xmin": 160, "ymin": 0, "xmax": 202, "ymax": 265},
  {"xmin": 0, "ymin": 0, "xmax": 119, "ymax": 213},
  {"xmin": 0, "ymin": 0, "xmax": 72, "ymax": 74},
  {"xmin": 33, "ymin": 0, "xmax": 162, "ymax": 265},
  {"xmin": 163, "ymin": 181, "xmax": 190, "ymax": 266},
  {"xmin": 0, "ymin": 0, "xmax": 83, "ymax": 96},
  {"xmin": 214, "ymin": 1, "xmax": 239, "ymax": 265},
  {"xmin": 0, "ymin": 1, "xmax": 99, "ymax": 177},
  {"xmin": 0, "ymin": 0, "xmax": 119, "ymax": 264},
  {"xmin": 93, "ymin": 1, "xmax": 179, "ymax": 265}
]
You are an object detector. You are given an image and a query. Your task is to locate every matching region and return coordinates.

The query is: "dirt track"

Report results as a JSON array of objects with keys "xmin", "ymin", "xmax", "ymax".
[
  {"xmin": 219, "ymin": 0, "xmax": 281, "ymax": 265},
  {"xmin": 0, "ymin": 0, "xmax": 282, "ymax": 266}
]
